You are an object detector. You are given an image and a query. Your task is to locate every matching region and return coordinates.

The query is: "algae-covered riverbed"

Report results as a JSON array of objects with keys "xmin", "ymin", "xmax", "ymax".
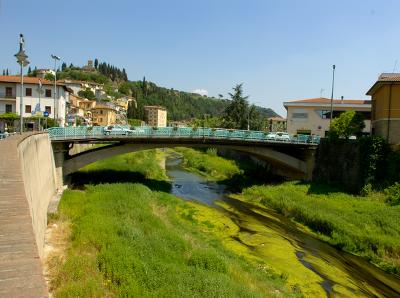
[
  {"xmin": 47, "ymin": 149, "xmax": 400, "ymax": 297},
  {"xmin": 167, "ymin": 155, "xmax": 400, "ymax": 297}
]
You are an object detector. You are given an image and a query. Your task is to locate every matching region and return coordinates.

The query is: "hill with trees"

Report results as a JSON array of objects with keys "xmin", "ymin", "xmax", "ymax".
[{"xmin": 39, "ymin": 60, "xmax": 279, "ymax": 124}]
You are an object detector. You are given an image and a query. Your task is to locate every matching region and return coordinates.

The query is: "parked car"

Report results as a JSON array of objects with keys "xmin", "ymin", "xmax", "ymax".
[
  {"xmin": 275, "ymin": 132, "xmax": 291, "ymax": 142},
  {"xmin": 103, "ymin": 125, "xmax": 134, "ymax": 135},
  {"xmin": 266, "ymin": 133, "xmax": 277, "ymax": 140}
]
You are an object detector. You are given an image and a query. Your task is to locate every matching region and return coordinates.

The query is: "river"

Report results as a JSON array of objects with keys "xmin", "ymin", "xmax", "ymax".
[{"xmin": 166, "ymin": 156, "xmax": 400, "ymax": 297}]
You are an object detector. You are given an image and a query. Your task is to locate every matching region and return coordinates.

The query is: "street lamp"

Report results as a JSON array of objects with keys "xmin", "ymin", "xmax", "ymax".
[
  {"xmin": 14, "ymin": 34, "xmax": 29, "ymax": 134},
  {"xmin": 329, "ymin": 65, "xmax": 336, "ymax": 128},
  {"xmin": 51, "ymin": 54, "xmax": 60, "ymax": 125}
]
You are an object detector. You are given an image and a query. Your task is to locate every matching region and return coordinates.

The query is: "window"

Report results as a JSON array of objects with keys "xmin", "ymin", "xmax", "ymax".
[
  {"xmin": 45, "ymin": 89, "xmax": 52, "ymax": 97},
  {"xmin": 25, "ymin": 88, "xmax": 32, "ymax": 96},
  {"xmin": 5, "ymin": 87, "xmax": 13, "ymax": 97},
  {"xmin": 5, "ymin": 104, "xmax": 12, "ymax": 113},
  {"xmin": 25, "ymin": 105, "xmax": 31, "ymax": 113},
  {"xmin": 315, "ymin": 110, "xmax": 331, "ymax": 119},
  {"xmin": 100, "ymin": 110, "xmax": 103, "ymax": 114},
  {"xmin": 45, "ymin": 106, "xmax": 51, "ymax": 114},
  {"xmin": 292, "ymin": 112, "xmax": 308, "ymax": 119}
]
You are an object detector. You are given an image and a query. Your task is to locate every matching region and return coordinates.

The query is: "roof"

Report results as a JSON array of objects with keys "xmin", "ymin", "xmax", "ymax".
[
  {"xmin": 57, "ymin": 79, "xmax": 104, "ymax": 86},
  {"xmin": 366, "ymin": 73, "xmax": 400, "ymax": 95},
  {"xmin": 144, "ymin": 105, "xmax": 166, "ymax": 110},
  {"xmin": 92, "ymin": 104, "xmax": 116, "ymax": 110},
  {"xmin": 0, "ymin": 75, "xmax": 62, "ymax": 86},
  {"xmin": 284, "ymin": 97, "xmax": 370, "ymax": 105}
]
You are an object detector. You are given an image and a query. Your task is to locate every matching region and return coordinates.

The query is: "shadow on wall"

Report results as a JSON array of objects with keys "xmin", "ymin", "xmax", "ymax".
[{"xmin": 68, "ymin": 170, "xmax": 171, "ymax": 193}]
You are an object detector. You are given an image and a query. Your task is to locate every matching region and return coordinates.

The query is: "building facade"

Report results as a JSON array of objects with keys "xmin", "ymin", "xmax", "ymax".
[
  {"xmin": 267, "ymin": 117, "xmax": 287, "ymax": 132},
  {"xmin": 144, "ymin": 105, "xmax": 167, "ymax": 127},
  {"xmin": 91, "ymin": 104, "xmax": 116, "ymax": 126},
  {"xmin": 0, "ymin": 76, "xmax": 69, "ymax": 126},
  {"xmin": 283, "ymin": 97, "xmax": 371, "ymax": 137},
  {"xmin": 366, "ymin": 73, "xmax": 400, "ymax": 145}
]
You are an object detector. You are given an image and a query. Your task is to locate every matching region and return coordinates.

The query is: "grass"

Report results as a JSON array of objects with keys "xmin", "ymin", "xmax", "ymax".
[
  {"xmin": 174, "ymin": 147, "xmax": 242, "ymax": 181},
  {"xmin": 50, "ymin": 184, "xmax": 295, "ymax": 297},
  {"xmin": 239, "ymin": 181, "xmax": 400, "ymax": 274},
  {"xmin": 50, "ymin": 150, "xmax": 297, "ymax": 297}
]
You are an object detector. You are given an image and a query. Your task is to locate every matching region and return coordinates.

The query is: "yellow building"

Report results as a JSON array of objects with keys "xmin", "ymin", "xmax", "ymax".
[
  {"xmin": 91, "ymin": 104, "xmax": 116, "ymax": 126},
  {"xmin": 283, "ymin": 97, "xmax": 371, "ymax": 137},
  {"xmin": 267, "ymin": 117, "xmax": 287, "ymax": 132},
  {"xmin": 366, "ymin": 73, "xmax": 400, "ymax": 145},
  {"xmin": 144, "ymin": 105, "xmax": 167, "ymax": 127}
]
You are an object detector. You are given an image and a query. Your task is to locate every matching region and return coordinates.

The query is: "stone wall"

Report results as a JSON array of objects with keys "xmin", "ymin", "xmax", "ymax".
[
  {"xmin": 17, "ymin": 133, "xmax": 58, "ymax": 258},
  {"xmin": 313, "ymin": 139, "xmax": 362, "ymax": 193}
]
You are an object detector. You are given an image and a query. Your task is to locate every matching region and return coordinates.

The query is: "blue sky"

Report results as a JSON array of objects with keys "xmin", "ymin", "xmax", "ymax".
[{"xmin": 1, "ymin": 0, "xmax": 400, "ymax": 116}]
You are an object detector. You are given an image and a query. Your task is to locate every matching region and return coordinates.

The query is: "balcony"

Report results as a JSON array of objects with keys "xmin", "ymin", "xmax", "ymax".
[{"xmin": 0, "ymin": 92, "xmax": 16, "ymax": 100}]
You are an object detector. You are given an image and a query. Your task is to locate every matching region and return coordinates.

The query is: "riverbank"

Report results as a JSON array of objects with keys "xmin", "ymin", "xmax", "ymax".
[
  {"xmin": 177, "ymin": 147, "xmax": 400, "ymax": 275},
  {"xmin": 46, "ymin": 150, "xmax": 296, "ymax": 297}
]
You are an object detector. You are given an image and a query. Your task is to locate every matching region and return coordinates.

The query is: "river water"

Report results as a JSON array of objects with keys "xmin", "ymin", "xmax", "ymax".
[{"xmin": 166, "ymin": 156, "xmax": 400, "ymax": 297}]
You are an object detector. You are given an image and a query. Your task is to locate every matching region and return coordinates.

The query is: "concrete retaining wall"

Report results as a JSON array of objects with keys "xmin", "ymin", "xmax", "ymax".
[{"xmin": 17, "ymin": 133, "xmax": 58, "ymax": 258}]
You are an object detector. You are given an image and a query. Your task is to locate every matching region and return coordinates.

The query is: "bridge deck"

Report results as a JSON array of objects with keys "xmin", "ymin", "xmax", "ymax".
[{"xmin": 0, "ymin": 135, "xmax": 48, "ymax": 297}]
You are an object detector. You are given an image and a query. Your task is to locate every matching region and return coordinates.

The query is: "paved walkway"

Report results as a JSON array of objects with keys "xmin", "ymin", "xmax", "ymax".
[{"xmin": 0, "ymin": 134, "xmax": 48, "ymax": 297}]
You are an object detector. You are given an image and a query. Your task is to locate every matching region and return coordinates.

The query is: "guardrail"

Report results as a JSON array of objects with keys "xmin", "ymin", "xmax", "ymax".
[{"xmin": 46, "ymin": 126, "xmax": 321, "ymax": 145}]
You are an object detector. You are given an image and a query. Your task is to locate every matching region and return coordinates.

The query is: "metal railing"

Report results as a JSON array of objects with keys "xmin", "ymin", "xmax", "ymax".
[{"xmin": 46, "ymin": 126, "xmax": 321, "ymax": 145}]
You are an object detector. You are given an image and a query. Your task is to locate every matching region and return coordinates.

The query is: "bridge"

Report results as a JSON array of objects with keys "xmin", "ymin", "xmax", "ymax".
[
  {"xmin": 0, "ymin": 129, "xmax": 318, "ymax": 296},
  {"xmin": 48, "ymin": 126, "xmax": 319, "ymax": 185}
]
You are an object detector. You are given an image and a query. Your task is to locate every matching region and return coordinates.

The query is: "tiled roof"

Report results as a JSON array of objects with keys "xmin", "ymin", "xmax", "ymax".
[
  {"xmin": 0, "ymin": 75, "xmax": 60, "ymax": 86},
  {"xmin": 285, "ymin": 97, "xmax": 370, "ymax": 105},
  {"xmin": 366, "ymin": 73, "xmax": 400, "ymax": 95}
]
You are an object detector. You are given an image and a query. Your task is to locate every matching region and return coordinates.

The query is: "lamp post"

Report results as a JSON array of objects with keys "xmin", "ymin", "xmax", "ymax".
[
  {"xmin": 51, "ymin": 54, "xmax": 60, "ymax": 125},
  {"xmin": 14, "ymin": 34, "xmax": 29, "ymax": 134},
  {"xmin": 329, "ymin": 65, "xmax": 336, "ymax": 128}
]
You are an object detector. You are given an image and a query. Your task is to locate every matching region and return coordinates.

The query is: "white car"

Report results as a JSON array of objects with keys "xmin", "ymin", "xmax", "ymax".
[
  {"xmin": 275, "ymin": 132, "xmax": 291, "ymax": 142},
  {"xmin": 266, "ymin": 133, "xmax": 277, "ymax": 140},
  {"xmin": 103, "ymin": 125, "xmax": 134, "ymax": 135}
]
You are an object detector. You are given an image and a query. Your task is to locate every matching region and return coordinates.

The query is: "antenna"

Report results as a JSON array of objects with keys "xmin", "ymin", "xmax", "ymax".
[{"xmin": 392, "ymin": 60, "xmax": 398, "ymax": 72}]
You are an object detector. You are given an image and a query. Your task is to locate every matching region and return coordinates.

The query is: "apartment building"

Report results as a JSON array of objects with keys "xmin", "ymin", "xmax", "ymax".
[
  {"xmin": 91, "ymin": 104, "xmax": 116, "ymax": 126},
  {"xmin": 144, "ymin": 105, "xmax": 167, "ymax": 127},
  {"xmin": 283, "ymin": 97, "xmax": 371, "ymax": 137},
  {"xmin": 366, "ymin": 73, "xmax": 400, "ymax": 145},
  {"xmin": 0, "ymin": 75, "xmax": 69, "ymax": 126}
]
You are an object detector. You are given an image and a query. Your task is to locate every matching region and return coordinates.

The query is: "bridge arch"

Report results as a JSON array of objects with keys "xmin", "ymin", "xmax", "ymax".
[{"xmin": 62, "ymin": 142, "xmax": 313, "ymax": 180}]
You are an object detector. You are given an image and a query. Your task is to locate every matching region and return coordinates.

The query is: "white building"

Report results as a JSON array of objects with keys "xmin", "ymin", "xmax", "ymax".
[
  {"xmin": 0, "ymin": 76, "xmax": 70, "ymax": 126},
  {"xmin": 58, "ymin": 79, "xmax": 106, "ymax": 99}
]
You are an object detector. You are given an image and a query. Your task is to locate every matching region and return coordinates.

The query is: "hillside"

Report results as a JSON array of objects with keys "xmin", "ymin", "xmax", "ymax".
[{"xmin": 50, "ymin": 63, "xmax": 279, "ymax": 121}]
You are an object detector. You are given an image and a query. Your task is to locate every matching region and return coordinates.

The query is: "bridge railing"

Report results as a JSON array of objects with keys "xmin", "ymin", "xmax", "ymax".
[{"xmin": 46, "ymin": 126, "xmax": 320, "ymax": 144}]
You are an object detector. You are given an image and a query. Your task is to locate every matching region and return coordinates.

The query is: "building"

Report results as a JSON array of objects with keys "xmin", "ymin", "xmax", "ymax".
[
  {"xmin": 267, "ymin": 117, "xmax": 287, "ymax": 132},
  {"xmin": 0, "ymin": 75, "xmax": 69, "ymax": 126},
  {"xmin": 283, "ymin": 97, "xmax": 371, "ymax": 137},
  {"xmin": 67, "ymin": 94, "xmax": 95, "ymax": 125},
  {"xmin": 91, "ymin": 104, "xmax": 116, "ymax": 126},
  {"xmin": 366, "ymin": 73, "xmax": 400, "ymax": 145},
  {"xmin": 144, "ymin": 105, "xmax": 167, "ymax": 127},
  {"xmin": 57, "ymin": 79, "xmax": 106, "ymax": 99},
  {"xmin": 35, "ymin": 69, "xmax": 55, "ymax": 79}
]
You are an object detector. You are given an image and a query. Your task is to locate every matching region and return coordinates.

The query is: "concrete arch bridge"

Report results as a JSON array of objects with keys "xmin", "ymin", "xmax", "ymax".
[{"xmin": 48, "ymin": 126, "xmax": 318, "ymax": 185}]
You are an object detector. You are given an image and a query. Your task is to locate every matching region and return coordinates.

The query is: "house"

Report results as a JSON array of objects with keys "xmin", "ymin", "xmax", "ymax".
[
  {"xmin": 0, "ymin": 75, "xmax": 69, "ymax": 126},
  {"xmin": 267, "ymin": 117, "xmax": 287, "ymax": 132},
  {"xmin": 366, "ymin": 73, "xmax": 400, "ymax": 145},
  {"xmin": 144, "ymin": 105, "xmax": 167, "ymax": 127},
  {"xmin": 67, "ymin": 94, "xmax": 95, "ymax": 125},
  {"xmin": 36, "ymin": 69, "xmax": 55, "ymax": 79},
  {"xmin": 283, "ymin": 97, "xmax": 371, "ymax": 137},
  {"xmin": 57, "ymin": 79, "xmax": 106, "ymax": 99},
  {"xmin": 91, "ymin": 104, "xmax": 116, "ymax": 126}
]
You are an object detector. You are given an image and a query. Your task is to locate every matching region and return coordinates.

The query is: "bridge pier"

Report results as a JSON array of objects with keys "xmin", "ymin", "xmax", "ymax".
[{"xmin": 52, "ymin": 142, "xmax": 70, "ymax": 189}]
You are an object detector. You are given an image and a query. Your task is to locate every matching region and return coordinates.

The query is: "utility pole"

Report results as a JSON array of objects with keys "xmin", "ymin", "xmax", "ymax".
[
  {"xmin": 51, "ymin": 54, "xmax": 60, "ymax": 125},
  {"xmin": 330, "ymin": 65, "xmax": 336, "ymax": 128}
]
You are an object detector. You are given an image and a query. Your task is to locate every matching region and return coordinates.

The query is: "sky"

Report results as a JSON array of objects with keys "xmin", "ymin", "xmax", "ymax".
[{"xmin": 1, "ymin": 0, "xmax": 400, "ymax": 116}]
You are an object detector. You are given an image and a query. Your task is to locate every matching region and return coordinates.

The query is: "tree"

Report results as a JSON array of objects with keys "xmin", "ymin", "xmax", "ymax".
[
  {"xmin": 27, "ymin": 66, "xmax": 32, "ymax": 75},
  {"xmin": 222, "ymin": 83, "xmax": 249, "ymax": 129},
  {"xmin": 94, "ymin": 58, "xmax": 98, "ymax": 69},
  {"xmin": 44, "ymin": 73, "xmax": 55, "ymax": 81},
  {"xmin": 6, "ymin": 69, "xmax": 9, "ymax": 75},
  {"xmin": 78, "ymin": 88, "xmax": 96, "ymax": 100},
  {"xmin": 330, "ymin": 110, "xmax": 365, "ymax": 139},
  {"xmin": 61, "ymin": 62, "xmax": 67, "ymax": 71},
  {"xmin": 218, "ymin": 94, "xmax": 224, "ymax": 99},
  {"xmin": 2, "ymin": 70, "xmax": 5, "ymax": 75}
]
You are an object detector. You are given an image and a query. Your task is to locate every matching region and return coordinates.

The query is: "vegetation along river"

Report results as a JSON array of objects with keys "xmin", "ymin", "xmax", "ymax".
[{"xmin": 166, "ymin": 155, "xmax": 400, "ymax": 297}]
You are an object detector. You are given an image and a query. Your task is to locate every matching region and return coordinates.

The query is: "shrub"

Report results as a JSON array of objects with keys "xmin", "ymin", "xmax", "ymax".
[{"xmin": 384, "ymin": 183, "xmax": 400, "ymax": 206}]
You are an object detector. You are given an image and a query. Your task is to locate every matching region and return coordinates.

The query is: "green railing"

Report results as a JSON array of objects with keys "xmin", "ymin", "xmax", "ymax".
[{"xmin": 46, "ymin": 126, "xmax": 320, "ymax": 144}]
